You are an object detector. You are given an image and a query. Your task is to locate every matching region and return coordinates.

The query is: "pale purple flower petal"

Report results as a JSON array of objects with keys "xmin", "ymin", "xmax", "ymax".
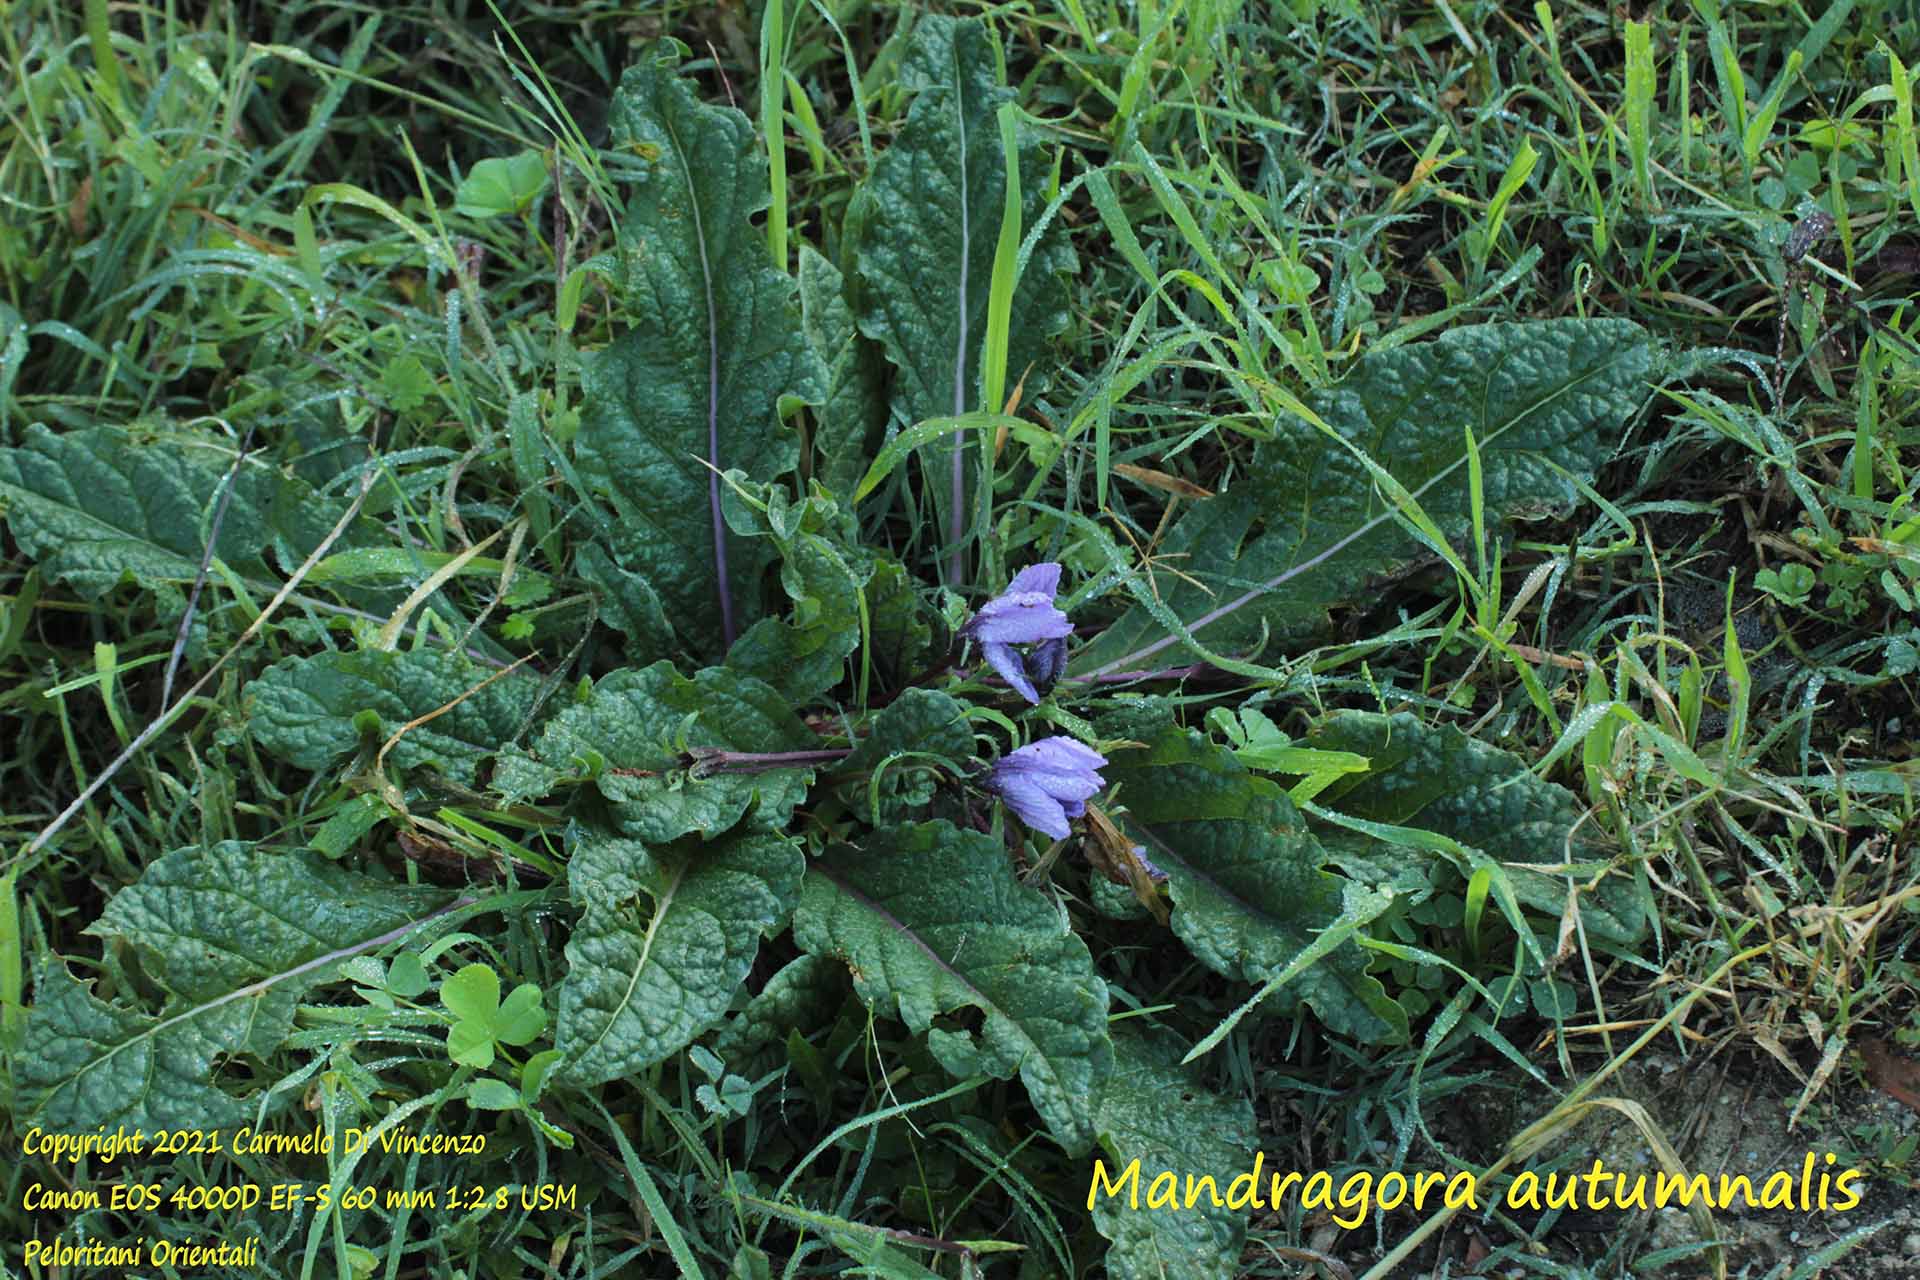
[
  {"xmin": 982, "ymin": 641, "xmax": 1039, "ymax": 704},
  {"xmin": 1019, "ymin": 736, "xmax": 1107, "ymax": 780},
  {"xmin": 966, "ymin": 596, "xmax": 1071, "ymax": 645},
  {"xmin": 994, "ymin": 774, "xmax": 1071, "ymax": 839},
  {"xmin": 963, "ymin": 562, "xmax": 1072, "ymax": 646},
  {"xmin": 1004, "ymin": 563, "xmax": 1061, "ymax": 598},
  {"xmin": 986, "ymin": 736, "xmax": 1108, "ymax": 840}
]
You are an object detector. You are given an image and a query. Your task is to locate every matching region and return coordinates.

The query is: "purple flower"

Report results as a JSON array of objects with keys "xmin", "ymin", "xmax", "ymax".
[
  {"xmin": 1023, "ymin": 635, "xmax": 1069, "ymax": 698},
  {"xmin": 963, "ymin": 563, "xmax": 1072, "ymax": 704},
  {"xmin": 1131, "ymin": 845, "xmax": 1170, "ymax": 883},
  {"xmin": 986, "ymin": 736, "xmax": 1108, "ymax": 840}
]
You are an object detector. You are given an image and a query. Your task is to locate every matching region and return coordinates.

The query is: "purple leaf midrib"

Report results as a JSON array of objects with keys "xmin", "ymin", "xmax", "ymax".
[{"xmin": 1080, "ymin": 340, "xmax": 1636, "ymax": 677}]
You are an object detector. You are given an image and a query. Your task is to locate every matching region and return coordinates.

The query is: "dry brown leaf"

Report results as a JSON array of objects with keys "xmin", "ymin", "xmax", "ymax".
[
  {"xmin": 1860, "ymin": 1038, "xmax": 1920, "ymax": 1113},
  {"xmin": 1082, "ymin": 802, "xmax": 1171, "ymax": 925},
  {"xmin": 1111, "ymin": 462, "xmax": 1214, "ymax": 499}
]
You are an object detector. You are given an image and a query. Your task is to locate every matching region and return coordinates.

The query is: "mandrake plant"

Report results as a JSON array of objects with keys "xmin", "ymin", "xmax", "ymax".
[{"xmin": 0, "ymin": 12, "xmax": 1717, "ymax": 1276}]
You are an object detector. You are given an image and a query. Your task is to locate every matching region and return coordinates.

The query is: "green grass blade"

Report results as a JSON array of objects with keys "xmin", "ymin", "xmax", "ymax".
[
  {"xmin": 1624, "ymin": 20, "xmax": 1654, "ymax": 202},
  {"xmin": 1743, "ymin": 50, "xmax": 1803, "ymax": 167},
  {"xmin": 590, "ymin": 1098, "xmax": 707, "ymax": 1277},
  {"xmin": 761, "ymin": 0, "xmax": 790, "ymax": 271},
  {"xmin": 83, "ymin": 0, "xmax": 124, "ymax": 114},
  {"xmin": 1721, "ymin": 579, "xmax": 1750, "ymax": 777},
  {"xmin": 981, "ymin": 102, "xmax": 1022, "ymax": 419}
]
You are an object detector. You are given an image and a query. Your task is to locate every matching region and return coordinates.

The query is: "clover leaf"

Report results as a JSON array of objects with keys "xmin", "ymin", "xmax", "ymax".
[
  {"xmin": 454, "ymin": 149, "xmax": 549, "ymax": 219},
  {"xmin": 344, "ymin": 951, "xmax": 430, "ymax": 1011},
  {"xmin": 440, "ymin": 963, "xmax": 547, "ymax": 1070},
  {"xmin": 1755, "ymin": 564, "xmax": 1815, "ymax": 607}
]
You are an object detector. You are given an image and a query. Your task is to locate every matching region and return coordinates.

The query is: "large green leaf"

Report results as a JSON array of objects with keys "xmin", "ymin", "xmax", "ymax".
[
  {"xmin": 710, "ymin": 953, "xmax": 849, "ymax": 1069},
  {"xmin": 799, "ymin": 246, "xmax": 887, "ymax": 500},
  {"xmin": 843, "ymin": 14, "xmax": 1073, "ymax": 577},
  {"xmin": 0, "ymin": 423, "xmax": 365, "ymax": 605},
  {"xmin": 723, "ymin": 484, "xmax": 867, "ymax": 702},
  {"xmin": 18, "ymin": 842, "xmax": 452, "ymax": 1129},
  {"xmin": 864, "ymin": 555, "xmax": 938, "ymax": 684},
  {"xmin": 575, "ymin": 48, "xmax": 824, "ymax": 659},
  {"xmin": 23, "ymin": 962, "xmax": 249, "ymax": 1130},
  {"xmin": 715, "ymin": 477, "xmax": 936, "ymax": 696},
  {"xmin": 1303, "ymin": 711, "xmax": 1644, "ymax": 944},
  {"xmin": 1078, "ymin": 319, "xmax": 1655, "ymax": 675},
  {"xmin": 794, "ymin": 820, "xmax": 1111, "ymax": 1153},
  {"xmin": 247, "ymin": 648, "xmax": 544, "ymax": 784},
  {"xmin": 1091, "ymin": 1027, "xmax": 1256, "ymax": 1280},
  {"xmin": 1105, "ymin": 728, "xmax": 1409, "ymax": 1044},
  {"xmin": 843, "ymin": 687, "xmax": 974, "ymax": 773},
  {"xmin": 834, "ymin": 688, "xmax": 975, "ymax": 822},
  {"xmin": 491, "ymin": 661, "xmax": 815, "ymax": 843},
  {"xmin": 556, "ymin": 826, "xmax": 804, "ymax": 1085},
  {"xmin": 574, "ymin": 541, "xmax": 674, "ymax": 661}
]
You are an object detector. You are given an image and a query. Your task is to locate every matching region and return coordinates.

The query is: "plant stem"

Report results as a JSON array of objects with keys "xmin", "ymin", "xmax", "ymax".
[{"xmin": 688, "ymin": 746, "xmax": 855, "ymax": 774}]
